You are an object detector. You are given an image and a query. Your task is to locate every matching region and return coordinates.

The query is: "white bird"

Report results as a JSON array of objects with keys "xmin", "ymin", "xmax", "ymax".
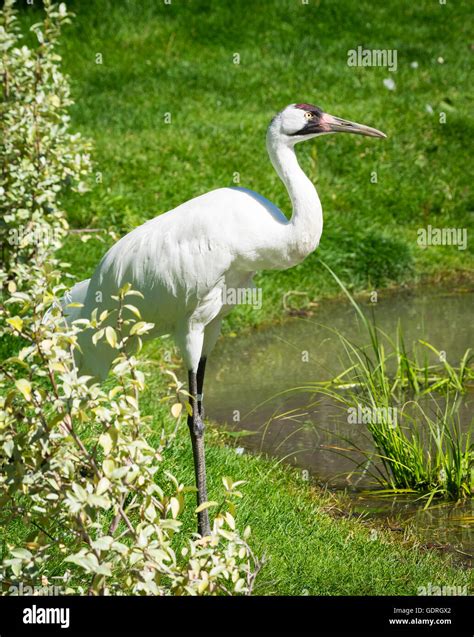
[{"xmin": 64, "ymin": 103, "xmax": 386, "ymax": 535}]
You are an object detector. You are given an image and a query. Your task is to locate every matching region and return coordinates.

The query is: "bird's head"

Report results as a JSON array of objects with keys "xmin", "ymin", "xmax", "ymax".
[{"xmin": 269, "ymin": 103, "xmax": 386, "ymax": 145}]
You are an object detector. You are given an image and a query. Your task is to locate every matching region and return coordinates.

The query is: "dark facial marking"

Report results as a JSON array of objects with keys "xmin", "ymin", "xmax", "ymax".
[{"xmin": 290, "ymin": 104, "xmax": 324, "ymax": 136}]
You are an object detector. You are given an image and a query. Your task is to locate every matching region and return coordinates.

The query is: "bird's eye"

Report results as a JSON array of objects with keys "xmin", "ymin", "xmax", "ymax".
[{"xmin": 304, "ymin": 112, "xmax": 314, "ymax": 120}]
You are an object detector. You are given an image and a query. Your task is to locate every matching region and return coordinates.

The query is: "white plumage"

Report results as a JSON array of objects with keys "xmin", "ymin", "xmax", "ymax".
[{"xmin": 63, "ymin": 103, "xmax": 385, "ymax": 535}]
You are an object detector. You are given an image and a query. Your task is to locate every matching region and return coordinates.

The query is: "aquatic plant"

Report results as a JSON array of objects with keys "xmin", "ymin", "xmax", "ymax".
[{"xmin": 295, "ymin": 263, "xmax": 473, "ymax": 502}]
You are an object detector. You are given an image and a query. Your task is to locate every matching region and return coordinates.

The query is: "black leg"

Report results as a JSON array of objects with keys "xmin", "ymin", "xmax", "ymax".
[
  {"xmin": 187, "ymin": 369, "xmax": 211, "ymax": 536},
  {"xmin": 196, "ymin": 356, "xmax": 207, "ymax": 419}
]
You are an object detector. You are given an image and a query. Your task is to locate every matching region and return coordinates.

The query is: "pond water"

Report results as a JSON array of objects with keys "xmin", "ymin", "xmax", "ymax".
[{"xmin": 205, "ymin": 286, "xmax": 474, "ymax": 559}]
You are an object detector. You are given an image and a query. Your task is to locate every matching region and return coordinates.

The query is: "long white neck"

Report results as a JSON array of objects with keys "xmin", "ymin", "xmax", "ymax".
[{"xmin": 266, "ymin": 134, "xmax": 323, "ymax": 263}]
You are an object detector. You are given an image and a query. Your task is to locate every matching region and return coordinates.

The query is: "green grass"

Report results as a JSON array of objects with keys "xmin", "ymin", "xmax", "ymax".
[
  {"xmin": 142, "ymin": 401, "xmax": 472, "ymax": 595},
  {"xmin": 2, "ymin": 339, "xmax": 471, "ymax": 595},
  {"xmin": 16, "ymin": 0, "xmax": 474, "ymax": 330},
  {"xmin": 5, "ymin": 377, "xmax": 471, "ymax": 595},
  {"xmin": 135, "ymin": 339, "xmax": 472, "ymax": 594}
]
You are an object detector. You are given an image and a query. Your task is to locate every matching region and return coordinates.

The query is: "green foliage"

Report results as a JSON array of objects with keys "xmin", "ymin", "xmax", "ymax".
[
  {"xmin": 0, "ymin": 0, "xmax": 92, "ymax": 289},
  {"xmin": 1, "ymin": 275, "xmax": 256, "ymax": 594},
  {"xmin": 0, "ymin": 0, "xmax": 256, "ymax": 596}
]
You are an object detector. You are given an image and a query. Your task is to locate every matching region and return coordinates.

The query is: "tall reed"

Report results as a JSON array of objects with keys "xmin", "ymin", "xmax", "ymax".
[{"xmin": 302, "ymin": 263, "xmax": 474, "ymax": 501}]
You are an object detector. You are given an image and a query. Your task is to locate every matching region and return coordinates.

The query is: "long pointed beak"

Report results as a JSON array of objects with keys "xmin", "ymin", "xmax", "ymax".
[{"xmin": 322, "ymin": 113, "xmax": 386, "ymax": 138}]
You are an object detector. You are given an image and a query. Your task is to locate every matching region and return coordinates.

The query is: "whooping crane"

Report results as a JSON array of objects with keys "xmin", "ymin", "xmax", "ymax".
[{"xmin": 64, "ymin": 103, "xmax": 386, "ymax": 535}]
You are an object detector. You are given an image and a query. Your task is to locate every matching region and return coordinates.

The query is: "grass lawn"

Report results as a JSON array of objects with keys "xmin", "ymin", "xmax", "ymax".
[
  {"xmin": 6, "ymin": 401, "xmax": 471, "ymax": 595},
  {"xmin": 4, "ymin": 354, "xmax": 471, "ymax": 595},
  {"xmin": 143, "ymin": 402, "xmax": 472, "ymax": 596},
  {"xmin": 19, "ymin": 0, "xmax": 474, "ymax": 329},
  {"xmin": 120, "ymin": 368, "xmax": 472, "ymax": 596},
  {"xmin": 9, "ymin": 0, "xmax": 473, "ymax": 594}
]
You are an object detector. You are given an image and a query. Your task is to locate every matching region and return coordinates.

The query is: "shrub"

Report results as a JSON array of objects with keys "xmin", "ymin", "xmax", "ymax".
[
  {"xmin": 0, "ymin": 1, "xmax": 257, "ymax": 596},
  {"xmin": 0, "ymin": 0, "xmax": 91, "ymax": 290},
  {"xmin": 1, "ymin": 277, "xmax": 256, "ymax": 594}
]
